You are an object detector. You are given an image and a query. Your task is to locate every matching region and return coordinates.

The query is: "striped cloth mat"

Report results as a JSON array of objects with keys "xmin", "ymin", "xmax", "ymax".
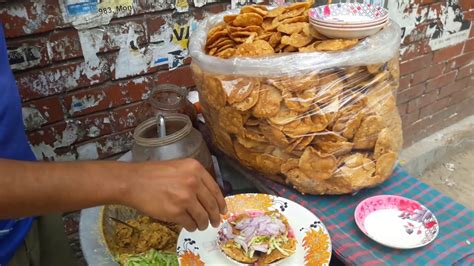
[{"xmin": 258, "ymin": 165, "xmax": 474, "ymax": 266}]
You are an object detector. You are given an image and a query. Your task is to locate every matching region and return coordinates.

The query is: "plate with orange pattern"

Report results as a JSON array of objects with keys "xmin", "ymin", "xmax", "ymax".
[{"xmin": 177, "ymin": 193, "xmax": 332, "ymax": 266}]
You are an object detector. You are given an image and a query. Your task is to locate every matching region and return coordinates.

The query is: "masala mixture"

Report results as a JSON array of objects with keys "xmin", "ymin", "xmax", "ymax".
[{"xmin": 113, "ymin": 215, "xmax": 181, "ymax": 255}]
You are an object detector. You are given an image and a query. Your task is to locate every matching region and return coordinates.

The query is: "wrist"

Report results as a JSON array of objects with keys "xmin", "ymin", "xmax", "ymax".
[{"xmin": 108, "ymin": 161, "xmax": 139, "ymax": 206}]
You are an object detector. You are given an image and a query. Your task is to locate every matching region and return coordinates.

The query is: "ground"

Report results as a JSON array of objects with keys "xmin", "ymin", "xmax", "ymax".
[
  {"xmin": 400, "ymin": 116, "xmax": 473, "ymax": 210},
  {"xmin": 417, "ymin": 146, "xmax": 474, "ymax": 210}
]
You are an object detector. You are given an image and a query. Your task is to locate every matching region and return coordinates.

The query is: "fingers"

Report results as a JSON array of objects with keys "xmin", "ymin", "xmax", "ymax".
[
  {"xmin": 193, "ymin": 163, "xmax": 228, "ymax": 215},
  {"xmin": 203, "ymin": 176, "xmax": 227, "ymax": 215},
  {"xmin": 176, "ymin": 212, "xmax": 198, "ymax": 232},
  {"xmin": 187, "ymin": 197, "xmax": 210, "ymax": 231},
  {"xmin": 197, "ymin": 183, "xmax": 221, "ymax": 228}
]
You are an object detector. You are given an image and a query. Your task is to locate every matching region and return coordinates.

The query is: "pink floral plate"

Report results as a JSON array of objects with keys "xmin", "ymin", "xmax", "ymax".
[
  {"xmin": 354, "ymin": 195, "xmax": 439, "ymax": 249},
  {"xmin": 308, "ymin": 3, "xmax": 388, "ymax": 25}
]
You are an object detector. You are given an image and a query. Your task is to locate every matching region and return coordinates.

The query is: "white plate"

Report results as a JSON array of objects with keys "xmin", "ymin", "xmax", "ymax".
[
  {"xmin": 354, "ymin": 195, "xmax": 439, "ymax": 249},
  {"xmin": 309, "ymin": 17, "xmax": 388, "ymax": 28},
  {"xmin": 311, "ymin": 21, "xmax": 389, "ymax": 39},
  {"xmin": 177, "ymin": 193, "xmax": 332, "ymax": 265},
  {"xmin": 308, "ymin": 3, "xmax": 388, "ymax": 24}
]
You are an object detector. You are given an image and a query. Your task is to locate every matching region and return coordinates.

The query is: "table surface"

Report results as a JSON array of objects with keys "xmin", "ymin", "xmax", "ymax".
[
  {"xmin": 223, "ymin": 159, "xmax": 474, "ymax": 266},
  {"xmin": 120, "ymin": 150, "xmax": 474, "ymax": 265}
]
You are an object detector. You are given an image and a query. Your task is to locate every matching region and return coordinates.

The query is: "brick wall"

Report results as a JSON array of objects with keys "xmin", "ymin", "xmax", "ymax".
[
  {"xmin": 394, "ymin": 0, "xmax": 474, "ymax": 146},
  {"xmin": 1, "ymin": 0, "xmax": 229, "ymax": 161},
  {"xmin": 0, "ymin": 0, "xmax": 473, "ymax": 163}
]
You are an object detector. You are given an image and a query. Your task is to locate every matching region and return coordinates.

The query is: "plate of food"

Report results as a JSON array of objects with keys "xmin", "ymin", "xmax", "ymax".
[{"xmin": 177, "ymin": 193, "xmax": 332, "ymax": 265}]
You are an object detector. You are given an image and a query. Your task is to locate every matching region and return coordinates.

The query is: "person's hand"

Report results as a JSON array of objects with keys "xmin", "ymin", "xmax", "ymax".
[{"xmin": 122, "ymin": 159, "xmax": 227, "ymax": 232}]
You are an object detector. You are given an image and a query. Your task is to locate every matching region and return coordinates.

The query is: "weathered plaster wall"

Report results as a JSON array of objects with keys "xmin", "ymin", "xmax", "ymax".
[{"xmin": 1, "ymin": 0, "xmax": 229, "ymax": 161}]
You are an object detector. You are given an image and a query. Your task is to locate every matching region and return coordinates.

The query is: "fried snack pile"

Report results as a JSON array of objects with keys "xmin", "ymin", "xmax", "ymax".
[
  {"xmin": 193, "ymin": 53, "xmax": 403, "ymax": 195},
  {"xmin": 195, "ymin": 3, "xmax": 403, "ymax": 195},
  {"xmin": 205, "ymin": 1, "xmax": 359, "ymax": 58},
  {"xmin": 114, "ymin": 216, "xmax": 180, "ymax": 255}
]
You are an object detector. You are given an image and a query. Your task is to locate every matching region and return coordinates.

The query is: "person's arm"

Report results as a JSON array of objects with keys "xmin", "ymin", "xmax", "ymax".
[{"xmin": 0, "ymin": 158, "xmax": 226, "ymax": 231}]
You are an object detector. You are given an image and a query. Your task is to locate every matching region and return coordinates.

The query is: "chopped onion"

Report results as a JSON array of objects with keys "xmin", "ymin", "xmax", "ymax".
[
  {"xmin": 221, "ymin": 222, "xmax": 234, "ymax": 240},
  {"xmin": 242, "ymin": 226, "xmax": 257, "ymax": 243},
  {"xmin": 234, "ymin": 236, "xmax": 248, "ymax": 253},
  {"xmin": 220, "ymin": 212, "xmax": 290, "ymax": 258},
  {"xmin": 235, "ymin": 218, "xmax": 252, "ymax": 230},
  {"xmin": 253, "ymin": 244, "xmax": 269, "ymax": 253},
  {"xmin": 237, "ymin": 215, "xmax": 286, "ymax": 238}
]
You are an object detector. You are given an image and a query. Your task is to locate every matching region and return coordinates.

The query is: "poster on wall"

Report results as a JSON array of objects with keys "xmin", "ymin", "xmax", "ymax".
[
  {"xmin": 175, "ymin": 0, "xmax": 190, "ymax": 13},
  {"xmin": 64, "ymin": 0, "xmax": 133, "ymax": 16},
  {"xmin": 64, "ymin": 0, "xmax": 98, "ymax": 16},
  {"xmin": 151, "ymin": 18, "xmax": 200, "ymax": 70},
  {"xmin": 193, "ymin": 0, "xmax": 207, "ymax": 8},
  {"xmin": 61, "ymin": 0, "xmax": 134, "ymax": 28},
  {"xmin": 388, "ymin": 0, "xmax": 471, "ymax": 51},
  {"xmin": 8, "ymin": 46, "xmax": 41, "ymax": 71},
  {"xmin": 426, "ymin": 1, "xmax": 471, "ymax": 51},
  {"xmin": 231, "ymin": 0, "xmax": 265, "ymax": 10}
]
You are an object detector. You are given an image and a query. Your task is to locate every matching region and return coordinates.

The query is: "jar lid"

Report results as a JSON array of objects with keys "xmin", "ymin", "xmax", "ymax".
[
  {"xmin": 133, "ymin": 113, "xmax": 192, "ymax": 147},
  {"xmin": 148, "ymin": 84, "xmax": 187, "ymax": 111}
]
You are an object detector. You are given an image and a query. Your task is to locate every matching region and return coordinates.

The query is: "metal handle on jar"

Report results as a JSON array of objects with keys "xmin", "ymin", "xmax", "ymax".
[{"xmin": 157, "ymin": 114, "xmax": 166, "ymax": 138}]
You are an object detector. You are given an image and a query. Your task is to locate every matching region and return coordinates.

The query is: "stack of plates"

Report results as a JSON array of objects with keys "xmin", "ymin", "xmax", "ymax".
[{"xmin": 308, "ymin": 3, "xmax": 389, "ymax": 39}]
